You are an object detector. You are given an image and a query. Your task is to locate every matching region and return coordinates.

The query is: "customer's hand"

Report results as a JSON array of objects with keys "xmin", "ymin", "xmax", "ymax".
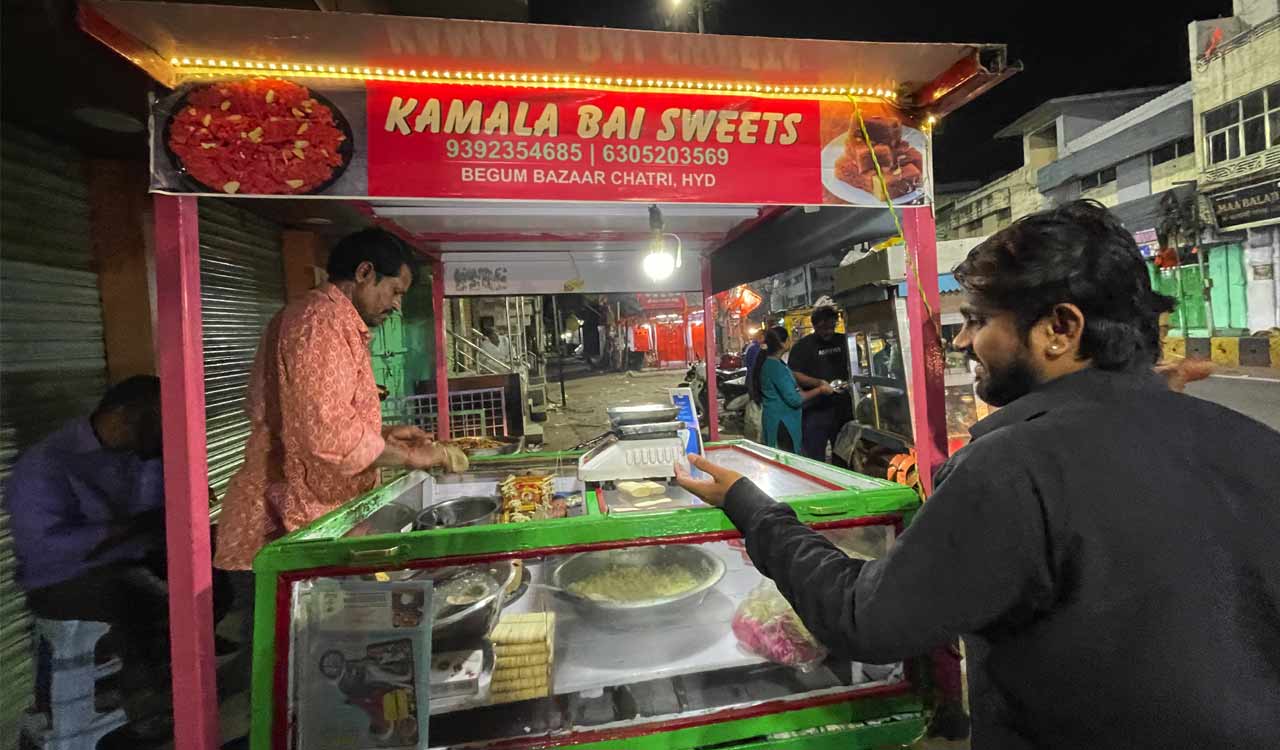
[
  {"xmin": 674, "ymin": 453, "xmax": 744, "ymax": 508},
  {"xmin": 1155, "ymin": 359, "xmax": 1215, "ymax": 392}
]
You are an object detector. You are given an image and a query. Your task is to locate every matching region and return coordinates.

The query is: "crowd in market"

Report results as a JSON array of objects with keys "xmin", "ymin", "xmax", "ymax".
[{"xmin": 5, "ymin": 201, "xmax": 1279, "ymax": 749}]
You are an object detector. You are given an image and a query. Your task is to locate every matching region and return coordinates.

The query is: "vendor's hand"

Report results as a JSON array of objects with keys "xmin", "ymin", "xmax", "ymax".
[
  {"xmin": 384, "ymin": 424, "xmax": 433, "ymax": 447},
  {"xmin": 1155, "ymin": 359, "xmax": 1214, "ymax": 392},
  {"xmin": 674, "ymin": 453, "xmax": 744, "ymax": 508},
  {"xmin": 818, "ymin": 382, "xmax": 836, "ymax": 396}
]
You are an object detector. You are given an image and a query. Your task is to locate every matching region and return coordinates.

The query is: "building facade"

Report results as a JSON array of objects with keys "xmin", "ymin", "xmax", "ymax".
[
  {"xmin": 947, "ymin": 88, "xmax": 1171, "ymax": 240},
  {"xmin": 1190, "ymin": 0, "xmax": 1280, "ymax": 346}
]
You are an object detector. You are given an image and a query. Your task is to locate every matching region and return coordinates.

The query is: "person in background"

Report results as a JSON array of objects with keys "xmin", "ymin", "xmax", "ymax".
[
  {"xmin": 748, "ymin": 326, "xmax": 833, "ymax": 453},
  {"xmin": 787, "ymin": 306, "xmax": 852, "ymax": 462},
  {"xmin": 741, "ymin": 328, "xmax": 765, "ymax": 388},
  {"xmin": 478, "ymin": 325, "xmax": 512, "ymax": 366},
  {"xmin": 675, "ymin": 200, "xmax": 1279, "ymax": 749},
  {"xmin": 4, "ymin": 376, "xmax": 227, "ymax": 733},
  {"xmin": 214, "ymin": 229, "xmax": 459, "ymax": 687}
]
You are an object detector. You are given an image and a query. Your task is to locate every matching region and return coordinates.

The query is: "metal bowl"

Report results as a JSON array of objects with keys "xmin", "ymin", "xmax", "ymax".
[
  {"xmin": 415, "ymin": 496, "xmax": 500, "ymax": 530},
  {"xmin": 428, "ymin": 562, "xmax": 518, "ymax": 650},
  {"xmin": 607, "ymin": 404, "xmax": 680, "ymax": 426},
  {"xmin": 551, "ymin": 545, "xmax": 725, "ymax": 628}
]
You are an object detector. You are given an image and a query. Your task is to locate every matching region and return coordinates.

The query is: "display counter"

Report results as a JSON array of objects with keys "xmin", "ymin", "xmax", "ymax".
[{"xmin": 251, "ymin": 442, "xmax": 925, "ymax": 750}]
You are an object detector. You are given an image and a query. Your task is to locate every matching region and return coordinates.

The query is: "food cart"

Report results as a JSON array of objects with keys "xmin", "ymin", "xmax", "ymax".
[
  {"xmin": 833, "ymin": 238, "xmax": 991, "ymax": 491},
  {"xmin": 76, "ymin": 3, "xmax": 1015, "ymax": 749}
]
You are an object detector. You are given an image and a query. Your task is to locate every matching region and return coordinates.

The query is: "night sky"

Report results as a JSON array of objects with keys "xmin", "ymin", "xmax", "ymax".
[{"xmin": 531, "ymin": 0, "xmax": 1232, "ymax": 184}]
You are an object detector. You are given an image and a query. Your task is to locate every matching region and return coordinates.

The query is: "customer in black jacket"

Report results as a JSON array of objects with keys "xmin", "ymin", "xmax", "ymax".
[{"xmin": 676, "ymin": 200, "xmax": 1280, "ymax": 749}]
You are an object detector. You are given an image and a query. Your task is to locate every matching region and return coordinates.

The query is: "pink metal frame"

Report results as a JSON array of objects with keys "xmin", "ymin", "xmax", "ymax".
[
  {"xmin": 900, "ymin": 206, "xmax": 948, "ymax": 492},
  {"xmin": 700, "ymin": 255, "xmax": 719, "ymax": 441},
  {"xmin": 430, "ymin": 255, "xmax": 451, "ymax": 441},
  {"xmin": 148, "ymin": 200, "xmax": 948, "ymax": 750},
  {"xmin": 153, "ymin": 195, "xmax": 220, "ymax": 750}
]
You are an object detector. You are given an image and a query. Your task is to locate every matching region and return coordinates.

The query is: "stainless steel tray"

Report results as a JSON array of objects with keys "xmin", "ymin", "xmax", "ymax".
[
  {"xmin": 607, "ymin": 404, "xmax": 680, "ymax": 426},
  {"xmin": 615, "ymin": 421, "xmax": 684, "ymax": 439}
]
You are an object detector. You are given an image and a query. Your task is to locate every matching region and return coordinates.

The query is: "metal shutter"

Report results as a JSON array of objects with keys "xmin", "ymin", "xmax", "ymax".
[
  {"xmin": 200, "ymin": 201, "xmax": 284, "ymax": 503},
  {"xmin": 0, "ymin": 126, "xmax": 106, "ymax": 745}
]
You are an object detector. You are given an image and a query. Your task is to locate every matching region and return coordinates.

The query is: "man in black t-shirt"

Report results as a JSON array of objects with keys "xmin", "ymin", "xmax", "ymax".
[{"xmin": 788, "ymin": 306, "xmax": 851, "ymax": 462}]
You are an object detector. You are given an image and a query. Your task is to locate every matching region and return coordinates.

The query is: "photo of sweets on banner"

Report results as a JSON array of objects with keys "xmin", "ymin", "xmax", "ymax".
[
  {"xmin": 151, "ymin": 77, "xmax": 371, "ymax": 197},
  {"xmin": 149, "ymin": 75, "xmax": 930, "ymax": 206}
]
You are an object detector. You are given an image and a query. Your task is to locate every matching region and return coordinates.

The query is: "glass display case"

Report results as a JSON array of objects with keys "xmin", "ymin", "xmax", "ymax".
[{"xmin": 250, "ymin": 442, "xmax": 925, "ymax": 750}]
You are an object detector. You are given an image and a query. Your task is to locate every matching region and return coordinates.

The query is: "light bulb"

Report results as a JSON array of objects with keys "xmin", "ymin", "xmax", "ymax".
[{"xmin": 643, "ymin": 250, "xmax": 676, "ymax": 281}]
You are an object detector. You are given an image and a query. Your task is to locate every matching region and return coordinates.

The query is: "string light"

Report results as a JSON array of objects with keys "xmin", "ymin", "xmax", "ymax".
[{"xmin": 166, "ymin": 58, "xmax": 901, "ymax": 100}]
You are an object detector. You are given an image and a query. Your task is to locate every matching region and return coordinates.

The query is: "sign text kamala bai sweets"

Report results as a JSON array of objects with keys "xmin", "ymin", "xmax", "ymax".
[{"xmin": 364, "ymin": 81, "xmax": 836, "ymax": 204}]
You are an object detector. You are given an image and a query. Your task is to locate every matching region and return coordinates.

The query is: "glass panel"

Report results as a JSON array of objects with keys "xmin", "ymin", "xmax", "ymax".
[
  {"xmin": 1244, "ymin": 116, "xmax": 1267, "ymax": 155},
  {"xmin": 1228, "ymin": 126, "xmax": 1241, "ymax": 160},
  {"xmin": 1271, "ymin": 111, "xmax": 1280, "ymax": 147},
  {"xmin": 1210, "ymin": 131, "xmax": 1228, "ymax": 164},
  {"xmin": 866, "ymin": 333, "xmax": 905, "ymax": 382},
  {"xmin": 1204, "ymin": 102, "xmax": 1239, "ymax": 132},
  {"xmin": 869, "ymin": 385, "xmax": 911, "ymax": 438},
  {"xmin": 1150, "ymin": 143, "xmax": 1176, "ymax": 166},
  {"xmin": 1242, "ymin": 90, "xmax": 1265, "ymax": 119},
  {"xmin": 1269, "ymin": 83, "xmax": 1280, "ymax": 112},
  {"xmin": 285, "ymin": 529, "xmax": 905, "ymax": 748},
  {"xmin": 940, "ymin": 322, "xmax": 969, "ymax": 376},
  {"xmin": 1176, "ymin": 136, "xmax": 1196, "ymax": 157},
  {"xmin": 1099, "ymin": 166, "xmax": 1116, "ymax": 184}
]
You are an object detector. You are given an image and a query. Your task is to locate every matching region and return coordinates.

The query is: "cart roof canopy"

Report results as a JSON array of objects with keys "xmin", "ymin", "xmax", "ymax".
[{"xmin": 80, "ymin": 0, "xmax": 1014, "ymax": 291}]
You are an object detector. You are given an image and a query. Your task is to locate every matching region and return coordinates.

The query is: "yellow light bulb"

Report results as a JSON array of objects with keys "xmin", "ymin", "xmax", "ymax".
[
  {"xmin": 696, "ymin": 81, "xmax": 704, "ymax": 88},
  {"xmin": 519, "ymin": 73, "xmax": 527, "ymax": 81},
  {"xmin": 410, "ymin": 70, "xmax": 418, "ymax": 76},
  {"xmin": 364, "ymin": 68, "xmax": 372, "ymax": 75},
  {"xmin": 170, "ymin": 57, "xmax": 179, "ymax": 65},
  {"xmin": 340, "ymin": 66, "xmax": 349, "ymax": 73},
  {"xmin": 464, "ymin": 71, "xmax": 473, "ymax": 79},
  {"xmin": 541, "ymin": 74, "xmax": 549, "ymax": 82},
  {"xmin": 665, "ymin": 80, "xmax": 673, "ymax": 87},
  {"xmin": 194, "ymin": 58, "xmax": 204, "ymax": 65}
]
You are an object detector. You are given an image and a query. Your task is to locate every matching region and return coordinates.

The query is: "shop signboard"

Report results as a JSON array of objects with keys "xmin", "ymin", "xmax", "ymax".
[
  {"xmin": 151, "ymin": 76, "xmax": 930, "ymax": 206},
  {"xmin": 1210, "ymin": 178, "xmax": 1280, "ymax": 231}
]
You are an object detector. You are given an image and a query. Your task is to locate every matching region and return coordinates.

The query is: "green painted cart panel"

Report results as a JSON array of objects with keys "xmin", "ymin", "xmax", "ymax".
[{"xmin": 249, "ymin": 442, "xmax": 924, "ymax": 750}]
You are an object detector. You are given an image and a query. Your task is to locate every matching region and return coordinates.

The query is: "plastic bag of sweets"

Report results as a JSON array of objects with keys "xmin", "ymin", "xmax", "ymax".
[{"xmin": 731, "ymin": 579, "xmax": 828, "ymax": 672}]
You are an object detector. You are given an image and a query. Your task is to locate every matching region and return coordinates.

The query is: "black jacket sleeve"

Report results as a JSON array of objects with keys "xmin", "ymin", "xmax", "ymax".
[{"xmin": 721, "ymin": 442, "xmax": 1056, "ymax": 663}]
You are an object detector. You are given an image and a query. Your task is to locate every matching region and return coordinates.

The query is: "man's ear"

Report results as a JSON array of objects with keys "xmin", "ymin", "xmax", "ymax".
[
  {"xmin": 353, "ymin": 260, "xmax": 376, "ymax": 283},
  {"xmin": 1039, "ymin": 303, "xmax": 1085, "ymax": 360}
]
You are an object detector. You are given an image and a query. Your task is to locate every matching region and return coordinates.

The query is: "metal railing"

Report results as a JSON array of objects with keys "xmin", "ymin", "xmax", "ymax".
[{"xmin": 449, "ymin": 330, "xmax": 510, "ymax": 375}]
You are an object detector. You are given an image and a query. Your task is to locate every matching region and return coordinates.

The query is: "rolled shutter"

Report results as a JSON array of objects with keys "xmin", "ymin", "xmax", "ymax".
[
  {"xmin": 0, "ymin": 126, "xmax": 106, "ymax": 745},
  {"xmin": 200, "ymin": 201, "xmax": 284, "ymax": 503}
]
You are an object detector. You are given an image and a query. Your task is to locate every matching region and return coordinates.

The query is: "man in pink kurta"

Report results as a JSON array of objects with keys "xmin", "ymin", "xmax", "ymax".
[{"xmin": 215, "ymin": 229, "xmax": 443, "ymax": 572}]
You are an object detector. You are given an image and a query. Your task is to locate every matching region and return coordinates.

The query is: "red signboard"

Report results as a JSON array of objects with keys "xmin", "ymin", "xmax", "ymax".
[
  {"xmin": 151, "ymin": 77, "xmax": 928, "ymax": 206},
  {"xmin": 365, "ymin": 82, "xmax": 926, "ymax": 205}
]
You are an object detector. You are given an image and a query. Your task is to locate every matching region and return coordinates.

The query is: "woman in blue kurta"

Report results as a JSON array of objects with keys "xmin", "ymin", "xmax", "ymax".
[{"xmin": 749, "ymin": 326, "xmax": 833, "ymax": 452}]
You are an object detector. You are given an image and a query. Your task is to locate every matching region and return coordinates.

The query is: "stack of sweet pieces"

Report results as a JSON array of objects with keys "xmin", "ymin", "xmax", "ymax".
[
  {"xmin": 499, "ymin": 474, "xmax": 554, "ymax": 522},
  {"xmin": 489, "ymin": 612, "xmax": 555, "ymax": 704},
  {"xmin": 833, "ymin": 115, "xmax": 924, "ymax": 200}
]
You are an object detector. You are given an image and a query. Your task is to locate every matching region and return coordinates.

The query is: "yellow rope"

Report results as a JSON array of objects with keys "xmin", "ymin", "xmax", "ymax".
[{"xmin": 851, "ymin": 101, "xmax": 943, "ymax": 342}]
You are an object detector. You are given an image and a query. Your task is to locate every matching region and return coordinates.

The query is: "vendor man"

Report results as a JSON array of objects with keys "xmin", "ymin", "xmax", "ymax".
[
  {"xmin": 215, "ymin": 228, "xmax": 456, "ymax": 575},
  {"xmin": 677, "ymin": 201, "xmax": 1280, "ymax": 748},
  {"xmin": 787, "ymin": 306, "xmax": 851, "ymax": 462}
]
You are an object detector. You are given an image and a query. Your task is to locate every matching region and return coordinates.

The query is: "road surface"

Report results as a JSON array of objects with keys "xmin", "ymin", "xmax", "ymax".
[{"xmin": 1185, "ymin": 374, "xmax": 1280, "ymax": 432}]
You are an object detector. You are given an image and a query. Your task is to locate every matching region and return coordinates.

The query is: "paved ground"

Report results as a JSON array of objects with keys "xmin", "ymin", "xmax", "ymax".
[
  {"xmin": 542, "ymin": 368, "xmax": 691, "ymax": 451},
  {"xmin": 1185, "ymin": 372, "xmax": 1280, "ymax": 432}
]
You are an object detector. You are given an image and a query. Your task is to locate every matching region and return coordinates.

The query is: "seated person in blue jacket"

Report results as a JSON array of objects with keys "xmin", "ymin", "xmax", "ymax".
[
  {"xmin": 5, "ymin": 376, "xmax": 229, "ymax": 714},
  {"xmin": 748, "ymin": 326, "xmax": 833, "ymax": 452}
]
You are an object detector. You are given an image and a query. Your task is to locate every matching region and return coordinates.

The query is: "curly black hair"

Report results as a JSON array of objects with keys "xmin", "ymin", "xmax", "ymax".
[
  {"xmin": 326, "ymin": 228, "xmax": 419, "ymax": 284},
  {"xmin": 953, "ymin": 199, "xmax": 1175, "ymax": 371}
]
